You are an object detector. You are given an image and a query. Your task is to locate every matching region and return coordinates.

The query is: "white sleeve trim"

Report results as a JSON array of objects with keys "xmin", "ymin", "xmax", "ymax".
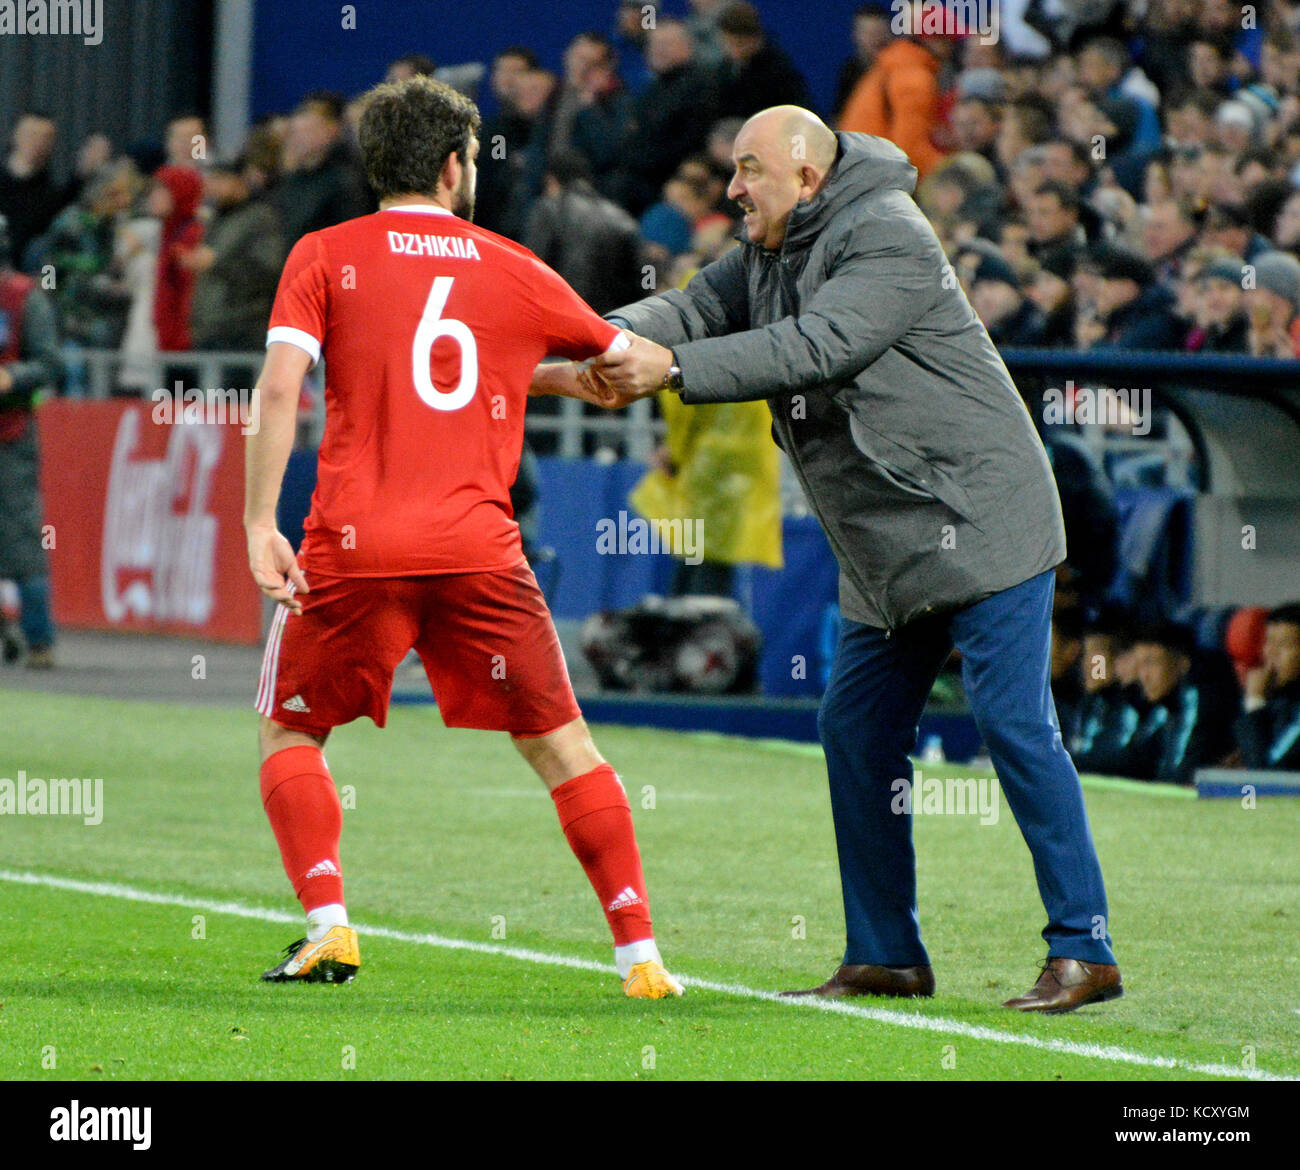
[
  {"xmin": 603, "ymin": 330, "xmax": 632, "ymax": 354},
  {"xmin": 267, "ymin": 325, "xmax": 322, "ymax": 367}
]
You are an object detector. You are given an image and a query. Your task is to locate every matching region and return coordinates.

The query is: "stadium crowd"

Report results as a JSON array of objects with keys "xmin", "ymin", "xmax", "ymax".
[{"xmin": 2, "ymin": 0, "xmax": 1299, "ymax": 780}]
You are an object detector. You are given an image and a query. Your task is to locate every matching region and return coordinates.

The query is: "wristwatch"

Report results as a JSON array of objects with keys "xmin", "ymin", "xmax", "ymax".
[{"xmin": 661, "ymin": 355, "xmax": 684, "ymax": 392}]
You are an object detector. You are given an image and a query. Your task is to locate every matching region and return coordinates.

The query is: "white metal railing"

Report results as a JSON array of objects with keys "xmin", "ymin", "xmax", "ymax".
[{"xmin": 63, "ymin": 347, "xmax": 663, "ymax": 460}]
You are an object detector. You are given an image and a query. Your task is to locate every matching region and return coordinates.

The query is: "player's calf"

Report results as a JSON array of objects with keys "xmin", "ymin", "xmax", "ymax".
[{"xmin": 514, "ymin": 718, "xmax": 683, "ymax": 997}]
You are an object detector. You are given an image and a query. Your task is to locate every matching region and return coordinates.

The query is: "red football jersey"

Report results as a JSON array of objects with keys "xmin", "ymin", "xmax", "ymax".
[{"xmin": 266, "ymin": 204, "xmax": 622, "ymax": 576}]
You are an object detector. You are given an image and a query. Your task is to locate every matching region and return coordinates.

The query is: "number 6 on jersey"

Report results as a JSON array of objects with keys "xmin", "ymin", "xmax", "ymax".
[{"xmin": 414, "ymin": 275, "xmax": 478, "ymax": 411}]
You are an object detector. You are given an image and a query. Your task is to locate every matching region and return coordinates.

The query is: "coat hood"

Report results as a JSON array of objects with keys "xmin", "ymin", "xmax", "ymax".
[{"xmin": 781, "ymin": 132, "xmax": 918, "ymax": 249}]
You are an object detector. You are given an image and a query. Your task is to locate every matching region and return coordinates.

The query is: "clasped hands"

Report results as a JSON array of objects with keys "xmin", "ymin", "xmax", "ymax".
[{"xmin": 530, "ymin": 333, "xmax": 675, "ymax": 409}]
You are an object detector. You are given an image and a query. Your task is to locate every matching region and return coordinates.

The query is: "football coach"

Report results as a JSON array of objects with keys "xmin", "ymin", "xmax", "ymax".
[{"xmin": 591, "ymin": 105, "xmax": 1122, "ymax": 1013}]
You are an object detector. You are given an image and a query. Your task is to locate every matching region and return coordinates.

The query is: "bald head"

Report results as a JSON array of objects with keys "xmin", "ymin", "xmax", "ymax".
[
  {"xmin": 729, "ymin": 105, "xmax": 839, "ymax": 250},
  {"xmin": 739, "ymin": 106, "xmax": 839, "ymax": 172}
]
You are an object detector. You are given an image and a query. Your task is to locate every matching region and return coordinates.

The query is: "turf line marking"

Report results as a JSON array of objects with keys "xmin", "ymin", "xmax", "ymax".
[{"xmin": 2, "ymin": 868, "xmax": 1291, "ymax": 1082}]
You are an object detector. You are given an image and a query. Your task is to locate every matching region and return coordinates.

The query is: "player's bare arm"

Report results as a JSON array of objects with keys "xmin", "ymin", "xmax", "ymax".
[
  {"xmin": 528, "ymin": 357, "xmax": 619, "ymax": 407},
  {"xmin": 245, "ymin": 340, "xmax": 312, "ymax": 615}
]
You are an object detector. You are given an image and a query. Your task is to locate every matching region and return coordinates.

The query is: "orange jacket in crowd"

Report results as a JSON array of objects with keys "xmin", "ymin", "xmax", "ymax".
[{"xmin": 838, "ymin": 38, "xmax": 948, "ymax": 179}]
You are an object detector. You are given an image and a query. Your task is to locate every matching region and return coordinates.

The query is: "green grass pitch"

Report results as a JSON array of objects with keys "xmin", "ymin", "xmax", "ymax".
[{"xmin": 1, "ymin": 690, "xmax": 1296, "ymax": 1081}]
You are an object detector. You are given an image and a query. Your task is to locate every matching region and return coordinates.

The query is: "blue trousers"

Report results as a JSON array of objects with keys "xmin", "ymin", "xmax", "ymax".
[{"xmin": 818, "ymin": 569, "xmax": 1115, "ymax": 967}]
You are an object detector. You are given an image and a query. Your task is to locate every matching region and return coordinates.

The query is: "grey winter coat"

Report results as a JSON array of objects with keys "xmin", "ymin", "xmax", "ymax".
[{"xmin": 608, "ymin": 131, "xmax": 1066, "ymax": 630}]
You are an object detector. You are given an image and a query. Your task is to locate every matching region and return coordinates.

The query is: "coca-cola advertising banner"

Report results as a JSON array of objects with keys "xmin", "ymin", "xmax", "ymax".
[{"xmin": 37, "ymin": 399, "xmax": 263, "ymax": 643}]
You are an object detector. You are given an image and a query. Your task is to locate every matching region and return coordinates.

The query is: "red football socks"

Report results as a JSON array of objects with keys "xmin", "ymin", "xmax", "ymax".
[
  {"xmin": 259, "ymin": 745, "xmax": 344, "ymax": 913},
  {"xmin": 551, "ymin": 764, "xmax": 653, "ymax": 945}
]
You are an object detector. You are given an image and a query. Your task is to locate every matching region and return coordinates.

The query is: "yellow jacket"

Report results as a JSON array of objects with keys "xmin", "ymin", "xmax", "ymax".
[{"xmin": 630, "ymin": 390, "xmax": 783, "ymax": 569}]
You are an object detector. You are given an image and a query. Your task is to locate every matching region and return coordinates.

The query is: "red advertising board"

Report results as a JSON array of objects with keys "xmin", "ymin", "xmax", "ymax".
[{"xmin": 36, "ymin": 399, "xmax": 263, "ymax": 644}]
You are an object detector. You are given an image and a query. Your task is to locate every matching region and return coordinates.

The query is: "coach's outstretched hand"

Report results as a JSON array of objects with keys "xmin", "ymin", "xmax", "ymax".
[
  {"xmin": 247, "ymin": 524, "xmax": 309, "ymax": 615},
  {"xmin": 592, "ymin": 333, "xmax": 675, "ymax": 403}
]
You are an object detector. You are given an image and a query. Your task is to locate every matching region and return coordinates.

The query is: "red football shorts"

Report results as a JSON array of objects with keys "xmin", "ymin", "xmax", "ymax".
[{"xmin": 255, "ymin": 562, "xmax": 581, "ymax": 737}]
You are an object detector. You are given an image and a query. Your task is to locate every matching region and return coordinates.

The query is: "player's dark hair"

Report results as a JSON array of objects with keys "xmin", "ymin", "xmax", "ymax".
[{"xmin": 358, "ymin": 76, "xmax": 481, "ymax": 202}]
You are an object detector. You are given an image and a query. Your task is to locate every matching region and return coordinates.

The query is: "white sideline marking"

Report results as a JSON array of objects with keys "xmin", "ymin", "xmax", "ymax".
[{"xmin": 2, "ymin": 868, "xmax": 1292, "ymax": 1082}]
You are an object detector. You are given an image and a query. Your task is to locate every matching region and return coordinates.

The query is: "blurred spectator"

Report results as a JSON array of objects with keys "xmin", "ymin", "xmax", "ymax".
[
  {"xmin": 995, "ymin": 101, "xmax": 1053, "ymax": 176},
  {"xmin": 32, "ymin": 159, "xmax": 140, "ymax": 347},
  {"xmin": 1070, "ymin": 608, "xmax": 1141, "ymax": 777},
  {"xmin": 1272, "ymin": 187, "xmax": 1300, "ymax": 252},
  {"xmin": 1224, "ymin": 604, "xmax": 1269, "ymax": 687},
  {"xmin": 523, "ymin": 150, "xmax": 643, "ymax": 315},
  {"xmin": 1188, "ymin": 38, "xmax": 1233, "ymax": 99},
  {"xmin": 640, "ymin": 168, "xmax": 716, "ymax": 264},
  {"xmin": 1026, "ymin": 244, "xmax": 1078, "ymax": 346},
  {"xmin": 629, "ymin": 389, "xmax": 783, "ymax": 597},
  {"xmin": 833, "ymin": 4, "xmax": 892, "ymax": 120},
  {"xmin": 510, "ymin": 34, "xmax": 630, "ymax": 224},
  {"xmin": 275, "ymin": 92, "xmax": 372, "ymax": 246},
  {"xmin": 241, "ymin": 118, "xmax": 286, "ymax": 197},
  {"xmin": 1244, "ymin": 249, "xmax": 1300, "ymax": 357},
  {"xmin": 1214, "ymin": 100, "xmax": 1259, "ymax": 155},
  {"xmin": 0, "ymin": 211, "xmax": 62, "ymax": 668},
  {"xmin": 1076, "ymin": 36, "xmax": 1162, "ymax": 154},
  {"xmin": 1074, "ymin": 243, "xmax": 1182, "ymax": 349},
  {"xmin": 614, "ymin": 18, "xmax": 720, "ymax": 213},
  {"xmin": 474, "ymin": 46, "xmax": 541, "ymax": 233},
  {"xmin": 1141, "ymin": 197, "xmax": 1200, "ymax": 282},
  {"xmin": 164, "ymin": 114, "xmax": 208, "ymax": 169},
  {"xmin": 1119, "ymin": 621, "xmax": 1233, "ymax": 784},
  {"xmin": 1182, "ymin": 256, "xmax": 1249, "ymax": 353},
  {"xmin": 0, "ymin": 113, "xmax": 74, "ymax": 267},
  {"xmin": 613, "ymin": 0, "xmax": 656, "ymax": 94},
  {"xmin": 568, "ymin": 37, "xmax": 637, "ymax": 199},
  {"xmin": 1026, "ymin": 179, "xmax": 1086, "ymax": 256},
  {"xmin": 546, "ymin": 33, "xmax": 625, "ymax": 165},
  {"xmin": 712, "ymin": 2, "xmax": 810, "ymax": 120},
  {"xmin": 959, "ymin": 247, "xmax": 1045, "ymax": 346},
  {"xmin": 116, "ymin": 193, "xmax": 162, "ymax": 392},
  {"xmin": 149, "ymin": 165, "xmax": 204, "ymax": 353},
  {"xmin": 950, "ymin": 96, "xmax": 1002, "ymax": 174},
  {"xmin": 1235, "ymin": 603, "xmax": 1300, "ymax": 770},
  {"xmin": 1165, "ymin": 89, "xmax": 1218, "ymax": 148},
  {"xmin": 1043, "ymin": 431, "xmax": 1120, "ymax": 613},
  {"xmin": 385, "ymin": 53, "xmax": 436, "ymax": 83},
  {"xmin": 919, "ymin": 152, "xmax": 1002, "ymax": 241},
  {"xmin": 189, "ymin": 157, "xmax": 284, "ymax": 351},
  {"xmin": 840, "ymin": 19, "xmax": 951, "ymax": 177},
  {"xmin": 1050, "ymin": 607, "xmax": 1085, "ymax": 741},
  {"xmin": 1201, "ymin": 199, "xmax": 1272, "ymax": 261},
  {"xmin": 686, "ymin": 0, "xmax": 728, "ymax": 66},
  {"xmin": 705, "ymin": 117, "xmax": 744, "ymax": 174}
]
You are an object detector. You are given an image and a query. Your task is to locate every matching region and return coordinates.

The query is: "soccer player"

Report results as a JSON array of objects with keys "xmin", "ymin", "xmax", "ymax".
[{"xmin": 245, "ymin": 76, "xmax": 681, "ymax": 999}]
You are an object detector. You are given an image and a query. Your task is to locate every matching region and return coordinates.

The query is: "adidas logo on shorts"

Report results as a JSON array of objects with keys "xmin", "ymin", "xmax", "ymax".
[
  {"xmin": 606, "ymin": 886, "xmax": 643, "ymax": 912},
  {"xmin": 282, "ymin": 694, "xmax": 311, "ymax": 713}
]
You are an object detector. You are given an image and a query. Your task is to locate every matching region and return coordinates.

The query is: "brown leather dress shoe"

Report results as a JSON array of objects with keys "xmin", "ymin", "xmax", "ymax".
[
  {"xmin": 780, "ymin": 963, "xmax": 935, "ymax": 999},
  {"xmin": 1002, "ymin": 957, "xmax": 1123, "ymax": 1014}
]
